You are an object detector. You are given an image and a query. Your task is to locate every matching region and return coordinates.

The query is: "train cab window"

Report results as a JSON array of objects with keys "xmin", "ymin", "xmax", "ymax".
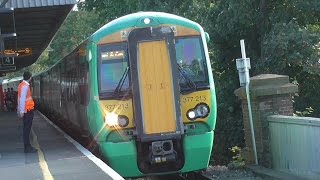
[
  {"xmin": 175, "ymin": 36, "xmax": 209, "ymax": 91},
  {"xmin": 98, "ymin": 43, "xmax": 129, "ymax": 97}
]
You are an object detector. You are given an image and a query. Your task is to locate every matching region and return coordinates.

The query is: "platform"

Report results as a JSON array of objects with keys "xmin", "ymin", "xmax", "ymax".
[{"xmin": 0, "ymin": 111, "xmax": 124, "ymax": 180}]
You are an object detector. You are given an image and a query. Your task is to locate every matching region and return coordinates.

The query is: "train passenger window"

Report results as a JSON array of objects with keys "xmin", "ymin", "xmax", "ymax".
[
  {"xmin": 98, "ymin": 43, "xmax": 129, "ymax": 96},
  {"xmin": 175, "ymin": 37, "xmax": 209, "ymax": 89},
  {"xmin": 79, "ymin": 62, "xmax": 89, "ymax": 105}
]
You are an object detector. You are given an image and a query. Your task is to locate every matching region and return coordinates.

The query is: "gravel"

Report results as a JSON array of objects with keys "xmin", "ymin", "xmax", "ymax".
[
  {"xmin": 203, "ymin": 165, "xmax": 269, "ymax": 180},
  {"xmin": 132, "ymin": 165, "xmax": 271, "ymax": 180}
]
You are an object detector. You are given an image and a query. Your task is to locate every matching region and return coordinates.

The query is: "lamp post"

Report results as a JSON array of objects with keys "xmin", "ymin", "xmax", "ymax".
[{"xmin": 236, "ymin": 39, "xmax": 258, "ymax": 165}]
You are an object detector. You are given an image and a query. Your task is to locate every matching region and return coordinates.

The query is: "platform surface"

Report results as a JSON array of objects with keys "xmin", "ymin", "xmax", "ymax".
[{"xmin": 0, "ymin": 111, "xmax": 123, "ymax": 180}]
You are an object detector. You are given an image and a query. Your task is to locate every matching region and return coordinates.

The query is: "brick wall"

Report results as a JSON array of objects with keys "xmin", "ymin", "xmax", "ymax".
[{"xmin": 234, "ymin": 74, "xmax": 298, "ymax": 168}]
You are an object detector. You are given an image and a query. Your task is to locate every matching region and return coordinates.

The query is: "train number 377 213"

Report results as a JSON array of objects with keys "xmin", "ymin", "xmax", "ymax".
[{"xmin": 182, "ymin": 96, "xmax": 207, "ymax": 103}]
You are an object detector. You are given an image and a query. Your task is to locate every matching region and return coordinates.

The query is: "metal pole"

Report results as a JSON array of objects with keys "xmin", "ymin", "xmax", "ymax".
[
  {"xmin": 240, "ymin": 39, "xmax": 258, "ymax": 165},
  {"xmin": 0, "ymin": 27, "xmax": 4, "ymax": 54}
]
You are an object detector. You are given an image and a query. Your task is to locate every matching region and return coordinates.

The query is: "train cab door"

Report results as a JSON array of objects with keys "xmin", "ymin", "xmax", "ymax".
[{"xmin": 128, "ymin": 27, "xmax": 184, "ymax": 142}]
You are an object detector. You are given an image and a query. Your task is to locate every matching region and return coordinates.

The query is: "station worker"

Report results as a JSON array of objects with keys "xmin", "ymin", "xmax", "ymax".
[{"xmin": 17, "ymin": 71, "xmax": 37, "ymax": 153}]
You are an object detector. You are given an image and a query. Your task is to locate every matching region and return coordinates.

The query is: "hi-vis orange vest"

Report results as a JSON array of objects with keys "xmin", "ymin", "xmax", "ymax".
[{"xmin": 18, "ymin": 81, "xmax": 35, "ymax": 112}]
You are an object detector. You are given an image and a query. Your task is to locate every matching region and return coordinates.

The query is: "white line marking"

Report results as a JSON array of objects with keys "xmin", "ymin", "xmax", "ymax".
[{"xmin": 37, "ymin": 111, "xmax": 124, "ymax": 180}]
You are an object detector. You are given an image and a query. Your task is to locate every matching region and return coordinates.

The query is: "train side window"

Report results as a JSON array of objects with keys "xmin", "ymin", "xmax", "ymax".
[
  {"xmin": 79, "ymin": 61, "xmax": 89, "ymax": 105},
  {"xmin": 60, "ymin": 62, "xmax": 66, "ymax": 102}
]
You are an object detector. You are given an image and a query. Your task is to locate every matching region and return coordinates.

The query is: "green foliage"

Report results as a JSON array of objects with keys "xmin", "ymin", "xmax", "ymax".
[
  {"xmin": 208, "ymin": 0, "xmax": 319, "ymax": 163},
  {"xmin": 294, "ymin": 107, "xmax": 314, "ymax": 117},
  {"xmin": 78, "ymin": 0, "xmax": 212, "ymax": 25},
  {"xmin": 293, "ymin": 72, "xmax": 320, "ymax": 117},
  {"xmin": 45, "ymin": 10, "xmax": 101, "ymax": 68},
  {"xmin": 227, "ymin": 146, "xmax": 245, "ymax": 169},
  {"xmin": 258, "ymin": 20, "xmax": 320, "ymax": 74}
]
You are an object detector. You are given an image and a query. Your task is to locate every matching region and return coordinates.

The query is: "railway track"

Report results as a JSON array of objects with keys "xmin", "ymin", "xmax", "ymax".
[
  {"xmin": 137, "ymin": 171, "xmax": 212, "ymax": 180},
  {"xmin": 179, "ymin": 172, "xmax": 213, "ymax": 180}
]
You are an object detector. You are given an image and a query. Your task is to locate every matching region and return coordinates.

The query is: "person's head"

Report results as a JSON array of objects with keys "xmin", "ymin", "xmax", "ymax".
[
  {"xmin": 7, "ymin": 88, "xmax": 10, "ymax": 91},
  {"xmin": 23, "ymin": 71, "xmax": 32, "ymax": 82},
  {"xmin": 4, "ymin": 89, "xmax": 7, "ymax": 92},
  {"xmin": 10, "ymin": 88, "xmax": 13, "ymax": 91}
]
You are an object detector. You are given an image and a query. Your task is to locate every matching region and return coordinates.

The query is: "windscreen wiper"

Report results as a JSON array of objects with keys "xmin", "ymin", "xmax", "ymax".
[
  {"xmin": 114, "ymin": 66, "xmax": 129, "ymax": 97},
  {"xmin": 177, "ymin": 63, "xmax": 197, "ymax": 91}
]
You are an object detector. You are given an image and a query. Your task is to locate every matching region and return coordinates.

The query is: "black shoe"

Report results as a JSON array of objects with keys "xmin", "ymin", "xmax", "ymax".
[{"xmin": 24, "ymin": 146, "xmax": 38, "ymax": 153}]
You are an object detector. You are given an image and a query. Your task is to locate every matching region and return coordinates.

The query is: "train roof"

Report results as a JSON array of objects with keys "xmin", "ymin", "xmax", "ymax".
[
  {"xmin": 90, "ymin": 11, "xmax": 203, "ymax": 43},
  {"xmin": 2, "ymin": 76, "xmax": 23, "ymax": 85}
]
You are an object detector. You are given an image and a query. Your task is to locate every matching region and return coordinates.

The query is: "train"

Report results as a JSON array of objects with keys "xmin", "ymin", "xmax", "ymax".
[{"xmin": 11, "ymin": 12, "xmax": 217, "ymax": 177}]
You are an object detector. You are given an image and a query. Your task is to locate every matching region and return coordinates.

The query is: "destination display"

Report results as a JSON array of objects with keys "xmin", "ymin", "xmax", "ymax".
[
  {"xmin": 101, "ymin": 50, "xmax": 125, "ymax": 60},
  {"xmin": 0, "ymin": 48, "xmax": 32, "ymax": 57}
]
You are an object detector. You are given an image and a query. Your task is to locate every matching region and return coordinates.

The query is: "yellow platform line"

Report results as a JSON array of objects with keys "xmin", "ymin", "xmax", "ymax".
[{"xmin": 32, "ymin": 129, "xmax": 54, "ymax": 180}]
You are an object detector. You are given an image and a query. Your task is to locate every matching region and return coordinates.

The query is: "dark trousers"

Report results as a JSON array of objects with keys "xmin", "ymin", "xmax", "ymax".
[{"xmin": 23, "ymin": 110, "xmax": 34, "ymax": 146}]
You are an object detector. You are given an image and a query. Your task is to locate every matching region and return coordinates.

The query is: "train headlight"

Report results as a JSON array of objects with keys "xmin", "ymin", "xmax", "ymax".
[
  {"xmin": 187, "ymin": 110, "xmax": 196, "ymax": 120},
  {"xmin": 186, "ymin": 103, "xmax": 210, "ymax": 120},
  {"xmin": 105, "ymin": 113, "xmax": 129, "ymax": 127},
  {"xmin": 143, "ymin": 18, "xmax": 151, "ymax": 24},
  {"xmin": 105, "ymin": 112, "xmax": 118, "ymax": 126},
  {"xmin": 118, "ymin": 115, "xmax": 129, "ymax": 128},
  {"xmin": 196, "ymin": 104, "xmax": 209, "ymax": 117}
]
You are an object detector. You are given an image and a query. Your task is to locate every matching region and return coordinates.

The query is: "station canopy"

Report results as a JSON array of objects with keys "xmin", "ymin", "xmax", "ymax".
[{"xmin": 0, "ymin": 0, "xmax": 76, "ymax": 75}]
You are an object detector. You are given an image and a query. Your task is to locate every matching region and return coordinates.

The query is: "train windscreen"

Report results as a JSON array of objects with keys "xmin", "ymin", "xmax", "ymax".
[
  {"xmin": 175, "ymin": 36, "xmax": 209, "ymax": 90},
  {"xmin": 98, "ymin": 36, "xmax": 209, "ymax": 96},
  {"xmin": 98, "ymin": 43, "xmax": 129, "ymax": 96}
]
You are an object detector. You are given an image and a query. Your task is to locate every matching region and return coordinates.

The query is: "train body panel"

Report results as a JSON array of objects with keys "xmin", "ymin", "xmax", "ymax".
[
  {"xmin": 10, "ymin": 12, "xmax": 219, "ymax": 178},
  {"xmin": 31, "ymin": 43, "xmax": 90, "ymax": 136}
]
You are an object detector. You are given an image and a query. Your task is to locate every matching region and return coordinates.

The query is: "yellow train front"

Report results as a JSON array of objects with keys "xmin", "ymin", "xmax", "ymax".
[{"xmin": 90, "ymin": 12, "xmax": 217, "ymax": 177}]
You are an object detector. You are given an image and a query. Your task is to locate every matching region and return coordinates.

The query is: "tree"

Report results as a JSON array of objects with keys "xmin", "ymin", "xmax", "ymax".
[
  {"xmin": 206, "ymin": 0, "xmax": 319, "ymax": 163},
  {"xmin": 45, "ymin": 10, "xmax": 101, "ymax": 68}
]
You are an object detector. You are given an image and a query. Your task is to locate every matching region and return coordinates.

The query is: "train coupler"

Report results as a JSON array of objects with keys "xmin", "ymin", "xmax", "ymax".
[{"xmin": 149, "ymin": 140, "xmax": 177, "ymax": 164}]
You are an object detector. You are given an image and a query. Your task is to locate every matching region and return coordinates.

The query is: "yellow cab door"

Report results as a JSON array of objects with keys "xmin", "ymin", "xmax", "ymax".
[
  {"xmin": 128, "ymin": 27, "xmax": 183, "ymax": 141},
  {"xmin": 138, "ymin": 40, "xmax": 176, "ymax": 134}
]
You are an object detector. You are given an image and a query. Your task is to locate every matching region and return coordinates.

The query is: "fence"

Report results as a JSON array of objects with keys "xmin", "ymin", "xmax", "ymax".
[{"xmin": 268, "ymin": 115, "xmax": 320, "ymax": 179}]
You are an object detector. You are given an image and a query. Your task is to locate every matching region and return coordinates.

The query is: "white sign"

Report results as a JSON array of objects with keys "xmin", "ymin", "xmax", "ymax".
[{"xmin": 2, "ymin": 57, "xmax": 15, "ymax": 65}]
